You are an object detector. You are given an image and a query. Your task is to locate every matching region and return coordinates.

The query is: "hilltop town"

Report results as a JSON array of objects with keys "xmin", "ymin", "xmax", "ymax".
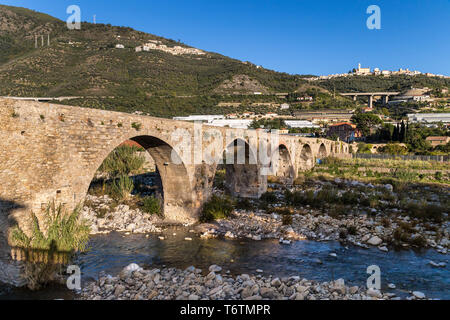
[{"xmin": 307, "ymin": 63, "xmax": 449, "ymax": 81}]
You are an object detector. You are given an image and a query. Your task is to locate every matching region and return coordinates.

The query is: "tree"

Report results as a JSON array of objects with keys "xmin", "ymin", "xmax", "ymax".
[
  {"xmin": 357, "ymin": 142, "xmax": 373, "ymax": 154},
  {"xmin": 351, "ymin": 112, "xmax": 383, "ymax": 136},
  {"xmin": 378, "ymin": 123, "xmax": 394, "ymax": 141},
  {"xmin": 393, "ymin": 123, "xmax": 399, "ymax": 141},
  {"xmin": 434, "ymin": 142, "xmax": 450, "ymax": 154},
  {"xmin": 400, "ymin": 120, "xmax": 406, "ymax": 142},
  {"xmin": 381, "ymin": 107, "xmax": 390, "ymax": 117},
  {"xmin": 249, "ymin": 119, "xmax": 286, "ymax": 130},
  {"xmin": 379, "ymin": 143, "xmax": 408, "ymax": 155}
]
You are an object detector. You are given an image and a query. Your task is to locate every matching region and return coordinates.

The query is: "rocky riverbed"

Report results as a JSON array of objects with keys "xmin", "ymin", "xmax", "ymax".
[
  {"xmin": 79, "ymin": 263, "xmax": 431, "ymax": 300},
  {"xmin": 82, "ymin": 179, "xmax": 449, "ymax": 255},
  {"xmin": 197, "ymin": 208, "xmax": 449, "ymax": 255},
  {"xmin": 195, "ymin": 178, "xmax": 449, "ymax": 254},
  {"xmin": 81, "ymin": 194, "xmax": 163, "ymax": 235}
]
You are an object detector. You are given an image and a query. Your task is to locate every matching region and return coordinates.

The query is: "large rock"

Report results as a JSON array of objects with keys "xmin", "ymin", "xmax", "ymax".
[
  {"xmin": 412, "ymin": 291, "xmax": 426, "ymax": 299},
  {"xmin": 114, "ymin": 285, "xmax": 126, "ymax": 296},
  {"xmin": 209, "ymin": 265, "xmax": 222, "ymax": 273},
  {"xmin": 367, "ymin": 288, "xmax": 382, "ymax": 298},
  {"xmin": 367, "ymin": 236, "xmax": 383, "ymax": 246}
]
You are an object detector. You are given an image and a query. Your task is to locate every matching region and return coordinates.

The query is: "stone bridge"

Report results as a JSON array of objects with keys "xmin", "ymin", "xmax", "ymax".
[{"xmin": 0, "ymin": 98, "xmax": 350, "ymax": 285}]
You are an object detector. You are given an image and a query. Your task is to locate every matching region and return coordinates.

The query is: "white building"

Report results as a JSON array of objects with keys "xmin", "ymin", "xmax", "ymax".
[
  {"xmin": 407, "ymin": 113, "xmax": 450, "ymax": 124},
  {"xmin": 355, "ymin": 63, "xmax": 371, "ymax": 75},
  {"xmin": 280, "ymin": 103, "xmax": 290, "ymax": 110},
  {"xmin": 208, "ymin": 119, "xmax": 253, "ymax": 129},
  {"xmin": 284, "ymin": 120, "xmax": 320, "ymax": 128},
  {"xmin": 115, "ymin": 44, "xmax": 125, "ymax": 49},
  {"xmin": 173, "ymin": 115, "xmax": 225, "ymax": 122}
]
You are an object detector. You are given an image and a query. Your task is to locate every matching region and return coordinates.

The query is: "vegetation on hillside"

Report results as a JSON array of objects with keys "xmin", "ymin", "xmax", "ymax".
[{"xmin": 2, "ymin": 5, "xmax": 448, "ymax": 117}]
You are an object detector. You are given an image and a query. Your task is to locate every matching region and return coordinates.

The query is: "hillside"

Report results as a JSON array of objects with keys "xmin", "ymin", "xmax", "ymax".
[
  {"xmin": 0, "ymin": 5, "xmax": 304, "ymax": 97},
  {"xmin": 0, "ymin": 5, "xmax": 448, "ymax": 117}
]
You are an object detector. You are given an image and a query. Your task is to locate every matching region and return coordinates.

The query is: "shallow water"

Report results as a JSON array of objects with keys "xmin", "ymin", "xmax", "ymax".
[{"xmin": 1, "ymin": 227, "xmax": 449, "ymax": 300}]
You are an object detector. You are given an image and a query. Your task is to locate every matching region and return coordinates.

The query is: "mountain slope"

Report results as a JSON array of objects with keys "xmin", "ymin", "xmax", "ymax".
[
  {"xmin": 0, "ymin": 4, "xmax": 305, "ymax": 99},
  {"xmin": 1, "ymin": 5, "xmax": 447, "ymax": 118}
]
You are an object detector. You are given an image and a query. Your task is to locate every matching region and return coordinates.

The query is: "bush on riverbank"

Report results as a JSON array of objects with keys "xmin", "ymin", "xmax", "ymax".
[
  {"xmin": 401, "ymin": 201, "xmax": 444, "ymax": 222},
  {"xmin": 200, "ymin": 195, "xmax": 234, "ymax": 222},
  {"xmin": 110, "ymin": 175, "xmax": 134, "ymax": 201},
  {"xmin": 282, "ymin": 179, "xmax": 448, "ymax": 223},
  {"xmin": 213, "ymin": 169, "xmax": 226, "ymax": 190},
  {"xmin": 9, "ymin": 202, "xmax": 90, "ymax": 290},
  {"xmin": 140, "ymin": 196, "xmax": 162, "ymax": 218},
  {"xmin": 99, "ymin": 145, "xmax": 145, "ymax": 178}
]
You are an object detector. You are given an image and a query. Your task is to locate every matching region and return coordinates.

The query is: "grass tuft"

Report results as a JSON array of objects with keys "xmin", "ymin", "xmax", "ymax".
[{"xmin": 200, "ymin": 195, "xmax": 234, "ymax": 222}]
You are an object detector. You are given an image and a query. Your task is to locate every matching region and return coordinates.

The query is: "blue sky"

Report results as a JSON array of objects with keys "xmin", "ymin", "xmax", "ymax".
[{"xmin": 2, "ymin": 0, "xmax": 449, "ymax": 75}]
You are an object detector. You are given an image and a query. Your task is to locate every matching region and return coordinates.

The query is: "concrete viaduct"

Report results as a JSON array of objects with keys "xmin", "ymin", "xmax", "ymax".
[
  {"xmin": 341, "ymin": 92, "xmax": 400, "ymax": 108},
  {"xmin": 0, "ymin": 98, "xmax": 350, "ymax": 285}
]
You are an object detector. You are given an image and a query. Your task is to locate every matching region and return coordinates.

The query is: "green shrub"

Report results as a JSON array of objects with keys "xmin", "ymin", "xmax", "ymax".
[
  {"xmin": 347, "ymin": 225, "xmax": 357, "ymax": 235},
  {"xmin": 260, "ymin": 191, "xmax": 278, "ymax": 204},
  {"xmin": 10, "ymin": 203, "xmax": 90, "ymax": 290},
  {"xmin": 200, "ymin": 195, "xmax": 234, "ymax": 222},
  {"xmin": 340, "ymin": 191, "xmax": 359, "ymax": 205},
  {"xmin": 131, "ymin": 122, "xmax": 142, "ymax": 131},
  {"xmin": 393, "ymin": 227, "xmax": 411, "ymax": 243},
  {"xmin": 140, "ymin": 196, "xmax": 162, "ymax": 218},
  {"xmin": 99, "ymin": 145, "xmax": 145, "ymax": 178},
  {"xmin": 393, "ymin": 169, "xmax": 417, "ymax": 182},
  {"xmin": 213, "ymin": 169, "xmax": 226, "ymax": 190},
  {"xmin": 316, "ymin": 187, "xmax": 339, "ymax": 206},
  {"xmin": 110, "ymin": 175, "xmax": 134, "ymax": 201},
  {"xmin": 235, "ymin": 198, "xmax": 254, "ymax": 211},
  {"xmin": 328, "ymin": 204, "xmax": 348, "ymax": 217},
  {"xmin": 339, "ymin": 228, "xmax": 348, "ymax": 239},
  {"xmin": 410, "ymin": 235, "xmax": 427, "ymax": 247},
  {"xmin": 282, "ymin": 215, "xmax": 293, "ymax": 225},
  {"xmin": 357, "ymin": 142, "xmax": 372, "ymax": 154},
  {"xmin": 322, "ymin": 157, "xmax": 342, "ymax": 166},
  {"xmin": 434, "ymin": 171, "xmax": 443, "ymax": 181},
  {"xmin": 403, "ymin": 201, "xmax": 444, "ymax": 222},
  {"xmin": 10, "ymin": 203, "xmax": 90, "ymax": 253}
]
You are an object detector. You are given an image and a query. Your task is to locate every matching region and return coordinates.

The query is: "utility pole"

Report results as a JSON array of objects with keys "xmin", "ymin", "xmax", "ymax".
[
  {"xmin": 47, "ymin": 34, "xmax": 50, "ymax": 46},
  {"xmin": 41, "ymin": 35, "xmax": 44, "ymax": 47},
  {"xmin": 35, "ymin": 35, "xmax": 38, "ymax": 48}
]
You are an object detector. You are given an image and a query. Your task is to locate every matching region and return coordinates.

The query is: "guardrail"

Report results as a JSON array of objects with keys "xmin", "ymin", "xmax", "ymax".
[{"xmin": 353, "ymin": 153, "xmax": 449, "ymax": 162}]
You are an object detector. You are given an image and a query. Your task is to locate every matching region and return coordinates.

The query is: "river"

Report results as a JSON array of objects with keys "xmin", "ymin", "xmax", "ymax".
[{"xmin": 1, "ymin": 227, "xmax": 448, "ymax": 300}]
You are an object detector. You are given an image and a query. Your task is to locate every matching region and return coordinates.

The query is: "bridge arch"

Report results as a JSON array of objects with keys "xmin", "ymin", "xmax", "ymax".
[
  {"xmin": 84, "ymin": 135, "xmax": 195, "ymax": 222},
  {"xmin": 269, "ymin": 144, "xmax": 295, "ymax": 184},
  {"xmin": 220, "ymin": 138, "xmax": 266, "ymax": 198},
  {"xmin": 298, "ymin": 144, "xmax": 314, "ymax": 171},
  {"xmin": 318, "ymin": 143, "xmax": 328, "ymax": 159}
]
